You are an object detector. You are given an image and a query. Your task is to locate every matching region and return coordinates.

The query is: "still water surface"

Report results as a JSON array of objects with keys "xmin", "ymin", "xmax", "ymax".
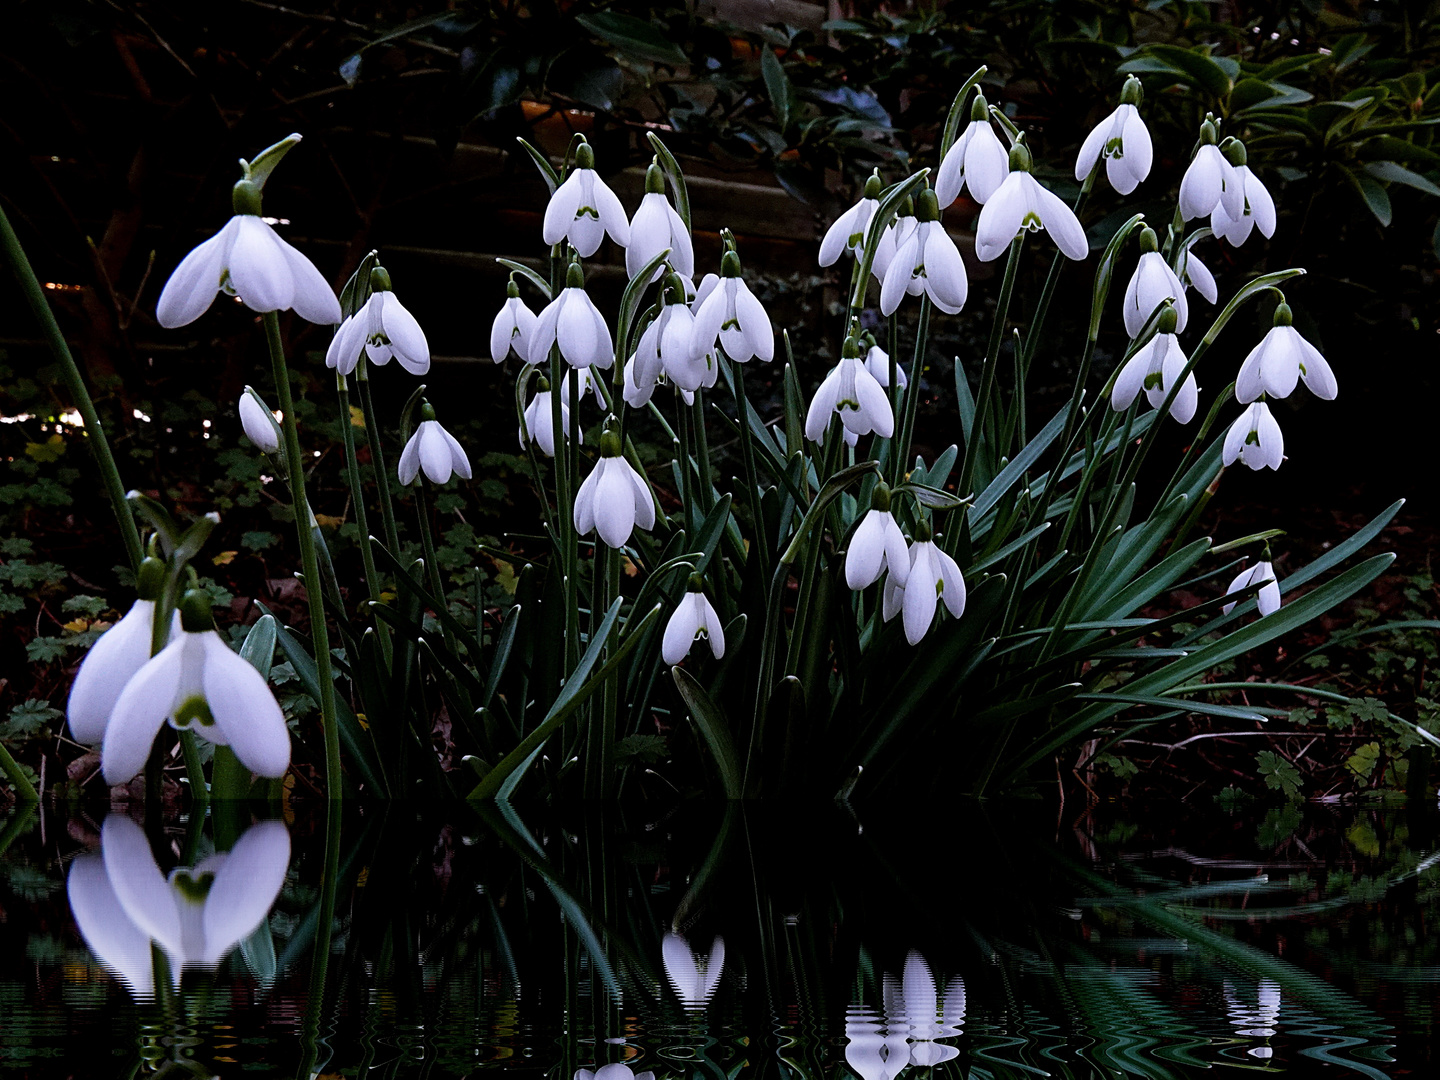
[{"xmin": 1, "ymin": 801, "xmax": 1436, "ymax": 1077}]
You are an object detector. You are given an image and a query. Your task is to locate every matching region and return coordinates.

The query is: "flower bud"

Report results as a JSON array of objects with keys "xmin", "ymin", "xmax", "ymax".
[
  {"xmin": 239, "ymin": 389, "xmax": 280, "ymax": 453},
  {"xmin": 1220, "ymin": 137, "xmax": 1247, "ymax": 166}
]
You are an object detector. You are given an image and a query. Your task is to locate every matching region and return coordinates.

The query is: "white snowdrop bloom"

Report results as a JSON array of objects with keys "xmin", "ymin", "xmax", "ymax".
[
  {"xmin": 976, "ymin": 145, "xmax": 1089, "ymax": 261},
  {"xmin": 880, "ymin": 191, "xmax": 968, "ymax": 316},
  {"xmin": 882, "ymin": 573, "xmax": 906, "ymax": 624},
  {"xmin": 935, "ymin": 94, "xmax": 1009, "ymax": 206},
  {"xmin": 689, "ymin": 271, "xmax": 717, "ymax": 311},
  {"xmin": 1178, "ymin": 242, "xmax": 1218, "ymax": 304},
  {"xmin": 628, "ymin": 161, "xmax": 693, "ymax": 280},
  {"xmin": 1074, "ymin": 78, "xmax": 1152, "ymax": 195},
  {"xmin": 1235, "ymin": 304, "xmax": 1337, "ymax": 403},
  {"xmin": 157, "ymin": 184, "xmax": 341, "ymax": 328},
  {"xmin": 575, "ymin": 1066, "xmax": 654, "ymax": 1080},
  {"xmin": 573, "ymin": 430, "xmax": 656, "ymax": 549},
  {"xmin": 489, "ymin": 281, "xmax": 539, "ymax": 364},
  {"xmin": 898, "ymin": 529, "xmax": 966, "ymax": 646},
  {"xmin": 102, "ymin": 592, "xmax": 291, "ymax": 785},
  {"xmin": 560, "ymin": 365, "xmax": 599, "ymax": 408},
  {"xmin": 1223, "ymin": 561, "xmax": 1281, "ymax": 616},
  {"xmin": 238, "ymin": 388, "xmax": 280, "ymax": 452},
  {"xmin": 1223, "ymin": 401, "xmax": 1285, "ymax": 471},
  {"xmin": 863, "ymin": 343, "xmax": 907, "ymax": 389},
  {"xmin": 541, "ymin": 141, "xmax": 630, "ymax": 257},
  {"xmin": 1210, "ymin": 144, "xmax": 1276, "ymax": 247},
  {"xmin": 661, "ymin": 580, "xmax": 726, "ymax": 665},
  {"xmin": 662, "ymin": 931, "xmax": 726, "ymax": 1009},
  {"xmin": 871, "ymin": 212, "xmax": 917, "ymax": 281},
  {"xmin": 326, "ymin": 268, "xmax": 429, "ymax": 376},
  {"xmin": 1179, "ymin": 121, "xmax": 1244, "ymax": 221},
  {"xmin": 531, "ymin": 264, "xmax": 614, "ymax": 369},
  {"xmin": 519, "ymin": 381, "xmax": 576, "ymax": 457},
  {"xmin": 1110, "ymin": 308, "xmax": 1198, "ymax": 423},
  {"xmin": 1122, "ymin": 232, "xmax": 1188, "ymax": 338},
  {"xmin": 398, "ymin": 406, "xmax": 472, "ymax": 485},
  {"xmin": 805, "ymin": 351, "xmax": 894, "ymax": 443},
  {"xmin": 845, "ymin": 485, "xmax": 910, "ymax": 591},
  {"xmin": 691, "ymin": 251, "xmax": 774, "ymax": 362},
  {"xmin": 820, "ymin": 173, "xmax": 883, "ymax": 266}
]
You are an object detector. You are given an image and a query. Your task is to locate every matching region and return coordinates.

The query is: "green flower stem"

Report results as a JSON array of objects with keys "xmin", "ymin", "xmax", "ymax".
[
  {"xmin": 211, "ymin": 745, "xmax": 251, "ymax": 801},
  {"xmin": 413, "ymin": 478, "xmax": 456, "ymax": 655},
  {"xmin": 262, "ymin": 312, "xmax": 342, "ymax": 801},
  {"xmin": 731, "ymin": 362, "xmax": 770, "ymax": 583},
  {"xmin": 565, "ymin": 365, "xmax": 583, "ymax": 665},
  {"xmin": 178, "ymin": 730, "xmax": 209, "ymax": 808},
  {"xmin": 958, "ymin": 235, "xmax": 1025, "ymax": 499},
  {"xmin": 0, "ymin": 205, "xmax": 143, "ymax": 572},
  {"xmin": 891, "ymin": 294, "xmax": 932, "ymax": 486},
  {"xmin": 0, "ymin": 739, "xmax": 38, "ymax": 803},
  {"xmin": 336, "ymin": 374, "xmax": 391, "ymax": 663},
  {"xmin": 355, "ymin": 364, "xmax": 403, "ymax": 558},
  {"xmin": 676, "ymin": 385, "xmax": 695, "ymax": 531},
  {"xmin": 585, "ymin": 542, "xmax": 612, "ymax": 800},
  {"xmin": 692, "ymin": 389, "xmax": 714, "ymax": 511}
]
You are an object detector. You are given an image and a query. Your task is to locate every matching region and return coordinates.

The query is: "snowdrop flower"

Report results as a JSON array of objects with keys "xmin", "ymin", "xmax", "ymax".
[
  {"xmin": 67, "ymin": 559, "xmax": 178, "ymax": 745},
  {"xmin": 102, "ymin": 590, "xmax": 290, "ymax": 785},
  {"xmin": 1074, "ymin": 77, "xmax": 1152, "ymax": 195},
  {"xmin": 1178, "ymin": 241, "xmax": 1218, "ymax": 304},
  {"xmin": 895, "ymin": 522, "xmax": 967, "ymax": 645},
  {"xmin": 399, "ymin": 404, "xmax": 471, "ymax": 485},
  {"xmin": 885, "ymin": 952, "xmax": 967, "ymax": 1066},
  {"xmin": 662, "ymin": 577, "xmax": 726, "ymax": 665},
  {"xmin": 976, "ymin": 143, "xmax": 1089, "ymax": 261},
  {"xmin": 1210, "ymin": 141, "xmax": 1276, "ymax": 247},
  {"xmin": 657, "ymin": 275, "xmax": 712, "ymax": 392},
  {"xmin": 1223, "ymin": 401, "xmax": 1285, "ymax": 471},
  {"xmin": 820, "ymin": 172, "xmax": 882, "ymax": 266},
  {"xmin": 845, "ymin": 483, "xmax": 910, "ymax": 591},
  {"xmin": 1235, "ymin": 302, "xmax": 1337, "ymax": 403},
  {"xmin": 880, "ymin": 189, "xmax": 968, "ymax": 316},
  {"xmin": 691, "ymin": 250, "xmax": 774, "ymax": 362},
  {"xmin": 871, "ymin": 203, "xmax": 917, "ymax": 281},
  {"xmin": 575, "ymin": 1066, "xmax": 654, "ymax": 1080},
  {"xmin": 532, "ymin": 263, "xmax": 614, "ymax": 369},
  {"xmin": 935, "ymin": 93, "xmax": 1009, "ymax": 206},
  {"xmin": 561, "ymin": 365, "xmax": 600, "ymax": 408},
  {"xmin": 325, "ymin": 265, "xmax": 429, "ymax": 376},
  {"xmin": 238, "ymin": 387, "xmax": 280, "ymax": 452},
  {"xmin": 157, "ymin": 172, "xmax": 341, "ymax": 328},
  {"xmin": 1110, "ymin": 305, "xmax": 1198, "ymax": 423},
  {"xmin": 628, "ymin": 161, "xmax": 693, "ymax": 280},
  {"xmin": 805, "ymin": 340, "xmax": 894, "ymax": 443},
  {"xmin": 1223, "ymin": 560, "xmax": 1281, "ymax": 616},
  {"xmin": 541, "ymin": 141, "xmax": 630, "ymax": 257},
  {"xmin": 490, "ymin": 279, "xmax": 539, "ymax": 364},
  {"xmin": 863, "ymin": 341, "xmax": 907, "ymax": 389},
  {"xmin": 1179, "ymin": 118, "xmax": 1243, "ymax": 222},
  {"xmin": 1122, "ymin": 228, "xmax": 1187, "ymax": 338},
  {"xmin": 519, "ymin": 377, "xmax": 576, "ymax": 457},
  {"xmin": 662, "ymin": 930, "xmax": 726, "ymax": 1008},
  {"xmin": 574, "ymin": 428, "xmax": 656, "ymax": 549}
]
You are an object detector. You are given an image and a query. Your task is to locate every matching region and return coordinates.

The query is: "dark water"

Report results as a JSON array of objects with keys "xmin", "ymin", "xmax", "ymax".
[{"xmin": 1, "ymin": 800, "xmax": 1437, "ymax": 1078}]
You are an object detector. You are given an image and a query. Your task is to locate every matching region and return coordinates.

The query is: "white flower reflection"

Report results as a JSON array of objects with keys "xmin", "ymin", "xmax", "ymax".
[
  {"xmin": 575, "ymin": 1065, "xmax": 654, "ymax": 1080},
  {"xmin": 68, "ymin": 816, "xmax": 289, "ymax": 996},
  {"xmin": 847, "ymin": 951, "xmax": 966, "ymax": 1080},
  {"xmin": 1224, "ymin": 978, "xmax": 1282, "ymax": 1059},
  {"xmin": 661, "ymin": 930, "xmax": 725, "ymax": 1008}
]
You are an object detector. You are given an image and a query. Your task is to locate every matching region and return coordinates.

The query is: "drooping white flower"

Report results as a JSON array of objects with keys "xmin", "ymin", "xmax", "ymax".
[
  {"xmin": 519, "ymin": 381, "xmax": 577, "ymax": 457},
  {"xmin": 1122, "ymin": 233, "xmax": 1188, "ymax": 338},
  {"xmin": 661, "ymin": 930, "xmax": 726, "ymax": 1008},
  {"xmin": 871, "ymin": 211, "xmax": 918, "ymax": 281},
  {"xmin": 1178, "ymin": 242, "xmax": 1218, "ymax": 305},
  {"xmin": 935, "ymin": 94, "xmax": 1010, "ymax": 207},
  {"xmin": 1074, "ymin": 79, "xmax": 1152, "ymax": 195},
  {"xmin": 661, "ymin": 580, "xmax": 726, "ymax": 665},
  {"xmin": 1210, "ymin": 145, "xmax": 1276, "ymax": 247},
  {"xmin": 325, "ymin": 267, "xmax": 429, "ymax": 376},
  {"xmin": 1235, "ymin": 304, "xmax": 1337, "ymax": 403},
  {"xmin": 1223, "ymin": 401, "xmax": 1285, "ymax": 471},
  {"xmin": 238, "ymin": 388, "xmax": 280, "ymax": 453},
  {"xmin": 880, "ymin": 191, "xmax": 968, "ymax": 316},
  {"xmin": 820, "ymin": 173, "xmax": 882, "ymax": 266},
  {"xmin": 1179, "ymin": 121, "xmax": 1244, "ymax": 221},
  {"xmin": 1110, "ymin": 307, "xmax": 1198, "ymax": 423},
  {"xmin": 845, "ymin": 486, "xmax": 911, "ymax": 591},
  {"xmin": 531, "ymin": 264, "xmax": 614, "ymax": 369},
  {"xmin": 898, "ymin": 533, "xmax": 966, "ymax": 645},
  {"xmin": 560, "ymin": 365, "xmax": 599, "ymax": 408},
  {"xmin": 805, "ymin": 350, "xmax": 894, "ymax": 443},
  {"xmin": 541, "ymin": 142, "xmax": 630, "ymax": 257},
  {"xmin": 102, "ymin": 592, "xmax": 291, "ymax": 785},
  {"xmin": 1223, "ymin": 560, "xmax": 1281, "ymax": 616},
  {"xmin": 976, "ymin": 146, "xmax": 1089, "ymax": 261},
  {"xmin": 574, "ymin": 430, "xmax": 656, "ymax": 549},
  {"xmin": 863, "ymin": 343, "xmax": 907, "ymax": 389},
  {"xmin": 398, "ymin": 406, "xmax": 471, "ymax": 485},
  {"xmin": 490, "ymin": 281, "xmax": 539, "ymax": 364},
  {"xmin": 627, "ymin": 162, "xmax": 693, "ymax": 280},
  {"xmin": 691, "ymin": 252, "xmax": 774, "ymax": 363}
]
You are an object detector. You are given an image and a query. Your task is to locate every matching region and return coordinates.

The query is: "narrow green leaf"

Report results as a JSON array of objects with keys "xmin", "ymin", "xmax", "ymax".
[
  {"xmin": 239, "ymin": 614, "xmax": 278, "ymax": 682},
  {"xmin": 495, "ymin": 258, "xmax": 552, "ymax": 301},
  {"xmin": 762, "ymin": 48, "xmax": 792, "ymax": 131},
  {"xmin": 646, "ymin": 132, "xmax": 692, "ymax": 231},
  {"xmin": 672, "ymin": 667, "xmax": 743, "ymax": 798}
]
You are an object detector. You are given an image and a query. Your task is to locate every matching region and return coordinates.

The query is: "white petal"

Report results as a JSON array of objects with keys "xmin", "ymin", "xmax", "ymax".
[
  {"xmin": 68, "ymin": 600, "xmax": 157, "ymax": 745},
  {"xmin": 101, "ymin": 816, "xmax": 185, "ymax": 959},
  {"xmin": 68, "ymin": 854, "xmax": 155, "ymax": 999},
  {"xmin": 1113, "ymin": 107, "xmax": 1152, "ymax": 191},
  {"xmin": 1111, "ymin": 350, "xmax": 1149, "ymax": 411},
  {"xmin": 1235, "ymin": 339, "xmax": 1267, "ymax": 404},
  {"xmin": 805, "ymin": 368, "xmax": 841, "ymax": 442},
  {"xmin": 398, "ymin": 426, "xmax": 423, "ymax": 485},
  {"xmin": 1179, "ymin": 150, "xmax": 1223, "ymax": 220},
  {"xmin": 594, "ymin": 461, "xmax": 638, "ymax": 548},
  {"xmin": 934, "ymin": 126, "xmax": 972, "ymax": 208},
  {"xmin": 936, "ymin": 549, "xmax": 967, "ymax": 618},
  {"xmin": 438, "ymin": 423, "xmax": 472, "ymax": 479},
  {"xmin": 922, "ymin": 224, "xmax": 968, "ymax": 313},
  {"xmin": 103, "ymin": 638, "xmax": 185, "ymax": 784},
  {"xmin": 275, "ymin": 233, "xmax": 341, "ymax": 324},
  {"xmin": 1256, "ymin": 403, "xmax": 1285, "ymax": 469},
  {"xmin": 662, "ymin": 595, "xmax": 703, "ymax": 664},
  {"xmin": 735, "ymin": 282, "xmax": 774, "ymax": 362},
  {"xmin": 882, "ymin": 515, "xmax": 911, "ymax": 587},
  {"xmin": 974, "ymin": 174, "xmax": 1026, "ymax": 261},
  {"xmin": 326, "ymin": 309, "xmax": 368, "ymax": 374},
  {"xmin": 1222, "ymin": 565, "xmax": 1258, "ymax": 615},
  {"xmin": 1246, "ymin": 170, "xmax": 1277, "ymax": 238},
  {"xmin": 854, "ymin": 367, "xmax": 895, "ymax": 437},
  {"xmin": 557, "ymin": 290, "xmax": 601, "ymax": 367},
  {"xmin": 542, "ymin": 172, "xmax": 585, "ymax": 247},
  {"xmin": 625, "ymin": 458, "xmax": 656, "ymax": 531},
  {"xmin": 200, "ymin": 821, "xmax": 290, "ymax": 964},
  {"xmin": 1255, "ymin": 563, "xmax": 1281, "ymax": 616},
  {"xmin": 902, "ymin": 546, "xmax": 940, "ymax": 645},
  {"xmin": 156, "ymin": 220, "xmax": 235, "ymax": 328},
  {"xmin": 665, "ymin": 203, "xmax": 695, "ymax": 279},
  {"xmin": 700, "ymin": 596, "xmax": 725, "ymax": 658},
  {"xmin": 1075, "ymin": 113, "xmax": 1111, "ymax": 182},
  {"xmin": 532, "ymin": 294, "xmax": 562, "ymax": 362},
  {"xmin": 379, "ymin": 293, "xmax": 430, "ymax": 374},
  {"xmin": 880, "ymin": 231, "xmax": 920, "ymax": 316},
  {"xmin": 1294, "ymin": 333, "xmax": 1337, "ymax": 399},
  {"xmin": 1218, "ymin": 156, "xmax": 1244, "ymax": 221},
  {"xmin": 1183, "ymin": 248, "xmax": 1218, "ymax": 304},
  {"xmin": 418, "ymin": 422, "xmax": 453, "ymax": 483},
  {"xmin": 228, "ymin": 217, "xmax": 294, "ymax": 313},
  {"xmin": 574, "ymin": 464, "xmax": 600, "ymax": 536},
  {"xmin": 846, "ymin": 511, "xmax": 888, "ymax": 590},
  {"xmin": 882, "ymin": 574, "xmax": 905, "ymax": 622},
  {"xmin": 627, "ymin": 194, "xmax": 672, "ymax": 280},
  {"xmin": 200, "ymin": 634, "xmax": 289, "ymax": 778},
  {"xmin": 591, "ymin": 172, "xmax": 632, "ymax": 247},
  {"xmin": 1259, "ymin": 327, "xmax": 1301, "ymax": 399},
  {"xmin": 1222, "ymin": 407, "xmax": 1251, "ymax": 466},
  {"xmin": 1034, "ymin": 180, "xmax": 1090, "ymax": 260},
  {"xmin": 965, "ymin": 125, "xmax": 1010, "ymax": 204}
]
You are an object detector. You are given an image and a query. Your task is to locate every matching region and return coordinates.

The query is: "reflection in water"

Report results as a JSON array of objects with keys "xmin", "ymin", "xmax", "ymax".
[
  {"xmin": 1225, "ymin": 978, "xmax": 1283, "ymax": 1058},
  {"xmin": 661, "ymin": 930, "xmax": 725, "ymax": 1009},
  {"xmin": 845, "ymin": 953, "xmax": 965, "ymax": 1080}
]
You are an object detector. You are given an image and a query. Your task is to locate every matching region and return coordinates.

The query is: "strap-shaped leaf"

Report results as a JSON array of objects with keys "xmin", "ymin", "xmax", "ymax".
[{"xmin": 673, "ymin": 666, "xmax": 743, "ymax": 798}]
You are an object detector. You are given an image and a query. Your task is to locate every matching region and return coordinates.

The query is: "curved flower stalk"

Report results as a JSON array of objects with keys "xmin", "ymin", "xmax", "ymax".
[
  {"xmin": 662, "ymin": 577, "xmax": 725, "ymax": 665},
  {"xmin": 882, "ymin": 520, "xmax": 966, "ymax": 646},
  {"xmin": 532, "ymin": 262, "xmax": 614, "ymax": 369},
  {"xmin": 542, "ymin": 141, "xmax": 629, "ymax": 257},
  {"xmin": 519, "ymin": 376, "xmax": 575, "ymax": 456},
  {"xmin": 806, "ymin": 340, "xmax": 894, "ymax": 443},
  {"xmin": 977, "ymin": 143, "xmax": 1088, "ymax": 261},
  {"xmin": 880, "ymin": 189, "xmax": 968, "ymax": 316},
  {"xmin": 863, "ymin": 342, "xmax": 907, "ymax": 389},
  {"xmin": 1123, "ymin": 228, "xmax": 1187, "ymax": 338},
  {"xmin": 491, "ymin": 279, "xmax": 539, "ymax": 364},
  {"xmin": 326, "ymin": 264, "xmax": 429, "ymax": 375},
  {"xmin": 661, "ymin": 930, "xmax": 726, "ymax": 1008},
  {"xmin": 1224, "ymin": 560, "xmax": 1281, "ymax": 616},
  {"xmin": 691, "ymin": 250, "xmax": 773, "ymax": 362},
  {"xmin": 1179, "ymin": 117, "xmax": 1243, "ymax": 222},
  {"xmin": 845, "ymin": 483, "xmax": 910, "ymax": 591},
  {"xmin": 1110, "ymin": 306, "xmax": 1198, "ymax": 423},
  {"xmin": 399, "ymin": 403, "xmax": 471, "ymax": 486},
  {"xmin": 102, "ymin": 589, "xmax": 290, "ymax": 785},
  {"xmin": 820, "ymin": 172, "xmax": 882, "ymax": 266},
  {"xmin": 1074, "ymin": 76, "xmax": 1152, "ymax": 195},
  {"xmin": 238, "ymin": 387, "xmax": 281, "ymax": 452},
  {"xmin": 936, "ymin": 93, "xmax": 1009, "ymax": 206},
  {"xmin": 1235, "ymin": 303, "xmax": 1337, "ymax": 403},
  {"xmin": 574, "ymin": 427, "xmax": 656, "ymax": 549},
  {"xmin": 1223, "ymin": 401, "xmax": 1284, "ymax": 471},
  {"xmin": 1177, "ymin": 242, "xmax": 1218, "ymax": 305},
  {"xmin": 628, "ymin": 161, "xmax": 693, "ymax": 280},
  {"xmin": 1210, "ymin": 141, "xmax": 1276, "ymax": 247}
]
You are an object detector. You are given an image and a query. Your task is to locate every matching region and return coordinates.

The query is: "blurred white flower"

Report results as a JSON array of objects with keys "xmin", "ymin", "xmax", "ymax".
[
  {"xmin": 1223, "ymin": 401, "xmax": 1284, "ymax": 471},
  {"xmin": 399, "ymin": 408, "xmax": 472, "ymax": 485},
  {"xmin": 863, "ymin": 344, "xmax": 907, "ymax": 389},
  {"xmin": 1224, "ymin": 561, "xmax": 1281, "ymax": 616},
  {"xmin": 541, "ymin": 142, "xmax": 629, "ymax": 257},
  {"xmin": 661, "ymin": 930, "xmax": 726, "ymax": 1007},
  {"xmin": 238, "ymin": 388, "xmax": 280, "ymax": 452},
  {"xmin": 575, "ymin": 1066, "xmax": 654, "ymax": 1080}
]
